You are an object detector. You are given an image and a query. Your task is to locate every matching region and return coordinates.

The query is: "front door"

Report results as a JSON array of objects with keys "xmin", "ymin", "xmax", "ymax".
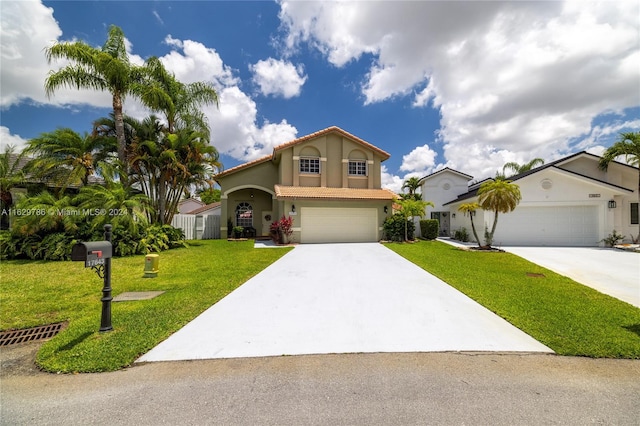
[
  {"xmin": 431, "ymin": 211, "xmax": 450, "ymax": 237},
  {"xmin": 262, "ymin": 211, "xmax": 273, "ymax": 236}
]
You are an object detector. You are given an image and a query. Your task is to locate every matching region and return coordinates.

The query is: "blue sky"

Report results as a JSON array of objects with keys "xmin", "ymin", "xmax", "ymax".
[{"xmin": 1, "ymin": 1, "xmax": 638, "ymax": 192}]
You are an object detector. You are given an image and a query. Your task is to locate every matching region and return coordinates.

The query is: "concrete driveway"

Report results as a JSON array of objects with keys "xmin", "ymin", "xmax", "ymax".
[
  {"xmin": 503, "ymin": 247, "xmax": 639, "ymax": 308},
  {"xmin": 138, "ymin": 243, "xmax": 551, "ymax": 362}
]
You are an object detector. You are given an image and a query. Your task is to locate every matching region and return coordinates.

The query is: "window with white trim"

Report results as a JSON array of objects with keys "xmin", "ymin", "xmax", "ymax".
[
  {"xmin": 236, "ymin": 202, "xmax": 253, "ymax": 228},
  {"xmin": 348, "ymin": 160, "xmax": 367, "ymax": 176},
  {"xmin": 631, "ymin": 202, "xmax": 639, "ymax": 225},
  {"xmin": 299, "ymin": 157, "xmax": 320, "ymax": 174}
]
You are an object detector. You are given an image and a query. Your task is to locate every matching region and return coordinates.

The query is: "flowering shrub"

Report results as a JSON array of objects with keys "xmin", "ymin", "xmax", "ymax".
[{"xmin": 270, "ymin": 215, "xmax": 294, "ymax": 244}]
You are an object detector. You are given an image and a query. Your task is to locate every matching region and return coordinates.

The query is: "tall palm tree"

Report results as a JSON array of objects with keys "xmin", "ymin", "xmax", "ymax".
[
  {"xmin": 477, "ymin": 179, "xmax": 522, "ymax": 247},
  {"xmin": 599, "ymin": 131, "xmax": 640, "ymax": 240},
  {"xmin": 141, "ymin": 56, "xmax": 219, "ymax": 137},
  {"xmin": 44, "ymin": 25, "xmax": 146, "ymax": 177},
  {"xmin": 502, "ymin": 158, "xmax": 545, "ymax": 177},
  {"xmin": 24, "ymin": 128, "xmax": 111, "ymax": 192},
  {"xmin": 402, "ymin": 176, "xmax": 422, "ymax": 200},
  {"xmin": 458, "ymin": 202, "xmax": 481, "ymax": 246},
  {"xmin": 0, "ymin": 146, "xmax": 25, "ymax": 229}
]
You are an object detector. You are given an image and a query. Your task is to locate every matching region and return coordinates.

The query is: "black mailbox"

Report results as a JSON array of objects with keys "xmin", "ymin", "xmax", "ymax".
[{"xmin": 71, "ymin": 241, "xmax": 112, "ymax": 267}]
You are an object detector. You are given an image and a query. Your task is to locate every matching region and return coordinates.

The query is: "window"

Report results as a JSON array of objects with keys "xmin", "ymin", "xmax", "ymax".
[
  {"xmin": 631, "ymin": 202, "xmax": 639, "ymax": 225},
  {"xmin": 299, "ymin": 157, "xmax": 320, "ymax": 174},
  {"xmin": 348, "ymin": 160, "xmax": 367, "ymax": 176},
  {"xmin": 236, "ymin": 202, "xmax": 253, "ymax": 228}
]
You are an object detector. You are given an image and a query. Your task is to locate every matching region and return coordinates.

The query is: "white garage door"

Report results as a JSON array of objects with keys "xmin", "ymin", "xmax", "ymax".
[
  {"xmin": 301, "ymin": 207, "xmax": 378, "ymax": 243},
  {"xmin": 492, "ymin": 206, "xmax": 599, "ymax": 247}
]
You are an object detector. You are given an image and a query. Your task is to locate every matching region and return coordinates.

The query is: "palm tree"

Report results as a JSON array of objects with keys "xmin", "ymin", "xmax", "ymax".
[
  {"xmin": 11, "ymin": 191, "xmax": 79, "ymax": 236},
  {"xmin": 477, "ymin": 179, "xmax": 522, "ymax": 247},
  {"xmin": 502, "ymin": 158, "xmax": 545, "ymax": 177},
  {"xmin": 24, "ymin": 128, "xmax": 111, "ymax": 192},
  {"xmin": 458, "ymin": 202, "xmax": 481, "ymax": 246},
  {"xmin": 140, "ymin": 56, "xmax": 219, "ymax": 137},
  {"xmin": 44, "ymin": 25, "xmax": 146, "ymax": 176},
  {"xmin": 401, "ymin": 176, "xmax": 422, "ymax": 200},
  {"xmin": 0, "ymin": 146, "xmax": 25, "ymax": 230},
  {"xmin": 599, "ymin": 131, "xmax": 640, "ymax": 241},
  {"xmin": 396, "ymin": 198, "xmax": 433, "ymax": 241}
]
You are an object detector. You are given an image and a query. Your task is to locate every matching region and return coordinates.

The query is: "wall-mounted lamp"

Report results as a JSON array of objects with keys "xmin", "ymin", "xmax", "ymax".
[
  {"xmin": 250, "ymin": 191, "xmax": 254, "ymax": 198},
  {"xmin": 384, "ymin": 206, "xmax": 388, "ymax": 214},
  {"xmin": 451, "ymin": 213, "xmax": 456, "ymax": 219},
  {"xmin": 608, "ymin": 200, "xmax": 617, "ymax": 209},
  {"xmin": 291, "ymin": 204, "xmax": 296, "ymax": 213}
]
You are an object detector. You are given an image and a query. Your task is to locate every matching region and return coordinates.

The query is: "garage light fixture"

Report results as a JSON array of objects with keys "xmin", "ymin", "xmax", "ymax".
[
  {"xmin": 608, "ymin": 200, "xmax": 617, "ymax": 209},
  {"xmin": 384, "ymin": 206, "xmax": 388, "ymax": 213},
  {"xmin": 291, "ymin": 204, "xmax": 296, "ymax": 213}
]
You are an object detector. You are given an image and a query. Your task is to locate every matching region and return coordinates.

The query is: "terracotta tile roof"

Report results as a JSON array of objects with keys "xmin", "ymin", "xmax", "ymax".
[
  {"xmin": 273, "ymin": 126, "xmax": 391, "ymax": 159},
  {"xmin": 275, "ymin": 185, "xmax": 396, "ymax": 201},
  {"xmin": 187, "ymin": 202, "xmax": 221, "ymax": 215},
  {"xmin": 213, "ymin": 154, "xmax": 273, "ymax": 179}
]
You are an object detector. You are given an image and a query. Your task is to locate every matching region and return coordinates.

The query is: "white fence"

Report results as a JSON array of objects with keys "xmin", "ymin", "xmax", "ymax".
[{"xmin": 171, "ymin": 214, "xmax": 221, "ymax": 240}]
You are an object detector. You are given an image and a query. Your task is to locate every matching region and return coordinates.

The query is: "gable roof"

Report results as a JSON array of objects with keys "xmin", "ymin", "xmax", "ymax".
[
  {"xmin": 443, "ymin": 151, "xmax": 635, "ymax": 206},
  {"xmin": 214, "ymin": 126, "xmax": 390, "ymax": 180},
  {"xmin": 187, "ymin": 201, "xmax": 221, "ymax": 214},
  {"xmin": 419, "ymin": 167, "xmax": 473, "ymax": 184}
]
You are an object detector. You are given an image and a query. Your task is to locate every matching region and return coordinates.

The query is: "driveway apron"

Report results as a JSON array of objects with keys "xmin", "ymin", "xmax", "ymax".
[{"xmin": 138, "ymin": 243, "xmax": 552, "ymax": 362}]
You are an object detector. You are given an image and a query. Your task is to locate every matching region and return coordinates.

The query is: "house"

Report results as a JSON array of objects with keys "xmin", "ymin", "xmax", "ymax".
[
  {"xmin": 187, "ymin": 201, "xmax": 221, "ymax": 216},
  {"xmin": 178, "ymin": 198, "xmax": 205, "ymax": 214},
  {"xmin": 420, "ymin": 151, "xmax": 639, "ymax": 246},
  {"xmin": 213, "ymin": 126, "xmax": 396, "ymax": 243}
]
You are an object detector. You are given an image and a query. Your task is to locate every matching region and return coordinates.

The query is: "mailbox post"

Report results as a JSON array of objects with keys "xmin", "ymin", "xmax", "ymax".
[{"xmin": 71, "ymin": 224, "xmax": 113, "ymax": 332}]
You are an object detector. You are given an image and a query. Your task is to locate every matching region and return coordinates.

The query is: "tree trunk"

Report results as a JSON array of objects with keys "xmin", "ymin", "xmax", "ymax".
[
  {"xmin": 112, "ymin": 92, "xmax": 128, "ymax": 185},
  {"xmin": 470, "ymin": 216, "xmax": 481, "ymax": 246},
  {"xmin": 487, "ymin": 211, "xmax": 499, "ymax": 247}
]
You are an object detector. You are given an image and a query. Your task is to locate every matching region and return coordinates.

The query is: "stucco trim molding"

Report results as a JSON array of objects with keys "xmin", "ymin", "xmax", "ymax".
[{"xmin": 223, "ymin": 184, "xmax": 276, "ymax": 197}]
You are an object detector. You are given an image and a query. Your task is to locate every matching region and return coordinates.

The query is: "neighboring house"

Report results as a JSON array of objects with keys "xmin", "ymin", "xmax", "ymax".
[
  {"xmin": 187, "ymin": 201, "xmax": 221, "ymax": 216},
  {"xmin": 421, "ymin": 151, "xmax": 638, "ymax": 246},
  {"xmin": 178, "ymin": 198, "xmax": 205, "ymax": 214},
  {"xmin": 213, "ymin": 126, "xmax": 396, "ymax": 243}
]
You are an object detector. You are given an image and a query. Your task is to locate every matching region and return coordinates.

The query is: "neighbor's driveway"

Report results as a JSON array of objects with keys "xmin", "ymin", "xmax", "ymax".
[
  {"xmin": 503, "ymin": 247, "xmax": 640, "ymax": 308},
  {"xmin": 138, "ymin": 243, "xmax": 551, "ymax": 362}
]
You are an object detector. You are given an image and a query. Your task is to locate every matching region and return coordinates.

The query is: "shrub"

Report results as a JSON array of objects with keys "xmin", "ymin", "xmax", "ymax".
[
  {"xmin": 601, "ymin": 230, "xmax": 624, "ymax": 247},
  {"xmin": 453, "ymin": 227, "xmax": 469, "ymax": 242},
  {"xmin": 420, "ymin": 219, "xmax": 439, "ymax": 240},
  {"xmin": 384, "ymin": 214, "xmax": 415, "ymax": 242}
]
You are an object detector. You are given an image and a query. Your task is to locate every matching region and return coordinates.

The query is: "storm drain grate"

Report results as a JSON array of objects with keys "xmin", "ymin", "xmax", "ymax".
[{"xmin": 0, "ymin": 322, "xmax": 66, "ymax": 346}]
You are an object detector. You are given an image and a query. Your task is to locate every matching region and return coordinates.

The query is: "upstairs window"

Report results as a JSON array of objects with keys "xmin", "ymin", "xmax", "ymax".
[
  {"xmin": 300, "ymin": 157, "xmax": 320, "ymax": 174},
  {"xmin": 348, "ymin": 160, "xmax": 367, "ymax": 176},
  {"xmin": 631, "ymin": 202, "xmax": 639, "ymax": 225}
]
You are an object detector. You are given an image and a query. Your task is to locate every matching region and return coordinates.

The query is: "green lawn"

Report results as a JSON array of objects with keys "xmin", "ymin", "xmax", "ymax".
[
  {"xmin": 0, "ymin": 240, "xmax": 292, "ymax": 372},
  {"xmin": 386, "ymin": 240, "xmax": 640, "ymax": 359}
]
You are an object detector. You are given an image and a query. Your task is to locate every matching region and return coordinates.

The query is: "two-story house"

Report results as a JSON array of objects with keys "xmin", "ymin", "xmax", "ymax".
[
  {"xmin": 213, "ymin": 126, "xmax": 396, "ymax": 243},
  {"xmin": 420, "ymin": 151, "xmax": 638, "ymax": 246}
]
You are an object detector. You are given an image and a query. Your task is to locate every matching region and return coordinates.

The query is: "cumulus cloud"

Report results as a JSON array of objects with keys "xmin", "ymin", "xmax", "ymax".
[
  {"xmin": 0, "ymin": 127, "xmax": 29, "ymax": 152},
  {"xmin": 250, "ymin": 58, "xmax": 307, "ymax": 98},
  {"xmin": 399, "ymin": 144, "xmax": 438, "ymax": 174},
  {"xmin": 279, "ymin": 0, "xmax": 640, "ymax": 180}
]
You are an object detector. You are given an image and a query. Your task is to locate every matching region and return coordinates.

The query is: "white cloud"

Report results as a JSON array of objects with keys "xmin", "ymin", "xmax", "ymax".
[
  {"xmin": 399, "ymin": 144, "xmax": 438, "ymax": 174},
  {"xmin": 381, "ymin": 165, "xmax": 405, "ymax": 194},
  {"xmin": 250, "ymin": 58, "xmax": 307, "ymax": 98},
  {"xmin": 279, "ymin": 0, "xmax": 640, "ymax": 179},
  {"xmin": 0, "ymin": 127, "xmax": 29, "ymax": 152}
]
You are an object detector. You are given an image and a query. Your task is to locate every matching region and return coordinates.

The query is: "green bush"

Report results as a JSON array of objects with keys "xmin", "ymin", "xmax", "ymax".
[
  {"xmin": 453, "ymin": 227, "xmax": 469, "ymax": 242},
  {"xmin": 383, "ymin": 214, "xmax": 415, "ymax": 241},
  {"xmin": 420, "ymin": 219, "xmax": 439, "ymax": 239}
]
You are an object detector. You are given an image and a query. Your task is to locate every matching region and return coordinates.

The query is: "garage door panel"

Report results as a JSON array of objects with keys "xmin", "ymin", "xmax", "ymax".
[
  {"xmin": 301, "ymin": 207, "xmax": 377, "ymax": 243},
  {"xmin": 492, "ymin": 206, "xmax": 598, "ymax": 247}
]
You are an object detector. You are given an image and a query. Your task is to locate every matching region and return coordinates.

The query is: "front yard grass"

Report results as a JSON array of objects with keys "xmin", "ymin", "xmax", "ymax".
[
  {"xmin": 0, "ymin": 240, "xmax": 292, "ymax": 373},
  {"xmin": 386, "ymin": 240, "xmax": 640, "ymax": 358}
]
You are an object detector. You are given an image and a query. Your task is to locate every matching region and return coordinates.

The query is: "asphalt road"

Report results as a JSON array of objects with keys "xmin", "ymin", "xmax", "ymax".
[{"xmin": 2, "ymin": 343, "xmax": 639, "ymax": 425}]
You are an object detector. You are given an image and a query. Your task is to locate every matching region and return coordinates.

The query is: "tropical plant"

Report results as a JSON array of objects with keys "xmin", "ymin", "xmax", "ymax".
[
  {"xmin": 395, "ymin": 198, "xmax": 433, "ymax": 241},
  {"xmin": 477, "ymin": 179, "xmax": 522, "ymax": 247},
  {"xmin": 458, "ymin": 202, "xmax": 482, "ymax": 246},
  {"xmin": 383, "ymin": 214, "xmax": 415, "ymax": 242},
  {"xmin": 599, "ymin": 132, "xmax": 640, "ymax": 241},
  {"xmin": 401, "ymin": 176, "xmax": 422, "ymax": 200},
  {"xmin": 44, "ymin": 25, "xmax": 147, "ymax": 177},
  {"xmin": 0, "ymin": 145, "xmax": 25, "ymax": 230},
  {"xmin": 140, "ymin": 56, "xmax": 219, "ymax": 136},
  {"xmin": 419, "ymin": 219, "xmax": 439, "ymax": 240},
  {"xmin": 198, "ymin": 187, "xmax": 221, "ymax": 204},
  {"xmin": 502, "ymin": 158, "xmax": 545, "ymax": 177},
  {"xmin": 24, "ymin": 128, "xmax": 112, "ymax": 192}
]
